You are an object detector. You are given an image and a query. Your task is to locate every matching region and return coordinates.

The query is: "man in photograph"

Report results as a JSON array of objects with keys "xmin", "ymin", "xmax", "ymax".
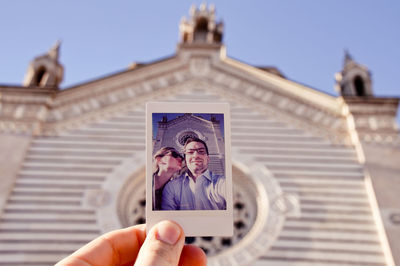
[{"xmin": 161, "ymin": 137, "xmax": 226, "ymax": 210}]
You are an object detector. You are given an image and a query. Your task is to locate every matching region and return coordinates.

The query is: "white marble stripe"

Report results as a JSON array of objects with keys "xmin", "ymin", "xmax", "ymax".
[
  {"xmin": 236, "ymin": 146, "xmax": 355, "ymax": 154},
  {"xmin": 55, "ymin": 134, "xmax": 144, "ymax": 140},
  {"xmin": 25, "ymin": 155, "xmax": 126, "ymax": 161},
  {"xmin": 5, "ymin": 201, "xmax": 81, "ymax": 207},
  {"xmin": 1, "ymin": 213, "xmax": 95, "ymax": 220},
  {"xmin": 30, "ymin": 143, "xmax": 142, "ymax": 150},
  {"xmin": 0, "ymin": 223, "xmax": 98, "ymax": 231},
  {"xmin": 230, "ymin": 114, "xmax": 276, "ymax": 120},
  {"xmin": 231, "ymin": 123, "xmax": 294, "ymax": 129},
  {"xmin": 263, "ymin": 250, "xmax": 386, "ymax": 264},
  {"xmin": 272, "ymin": 240, "xmax": 383, "ymax": 253},
  {"xmin": 87, "ymin": 123, "xmax": 144, "ymax": 129},
  {"xmin": 284, "ymin": 220, "xmax": 377, "ymax": 232},
  {"xmin": 64, "ymin": 130, "xmax": 144, "ymax": 136},
  {"xmin": 265, "ymin": 162, "xmax": 362, "ymax": 169},
  {"xmin": 110, "ymin": 115, "xmax": 146, "ymax": 120},
  {"xmin": 276, "ymin": 177, "xmax": 364, "ymax": 186},
  {"xmin": 31, "ymin": 139, "xmax": 144, "ymax": 145},
  {"xmin": 298, "ymin": 203, "xmax": 371, "ymax": 212},
  {"xmin": 19, "ymin": 169, "xmax": 110, "ymax": 175},
  {"xmin": 99, "ymin": 120, "xmax": 145, "ymax": 125},
  {"xmin": 34, "ymin": 136, "xmax": 143, "ymax": 142},
  {"xmin": 298, "ymin": 195, "xmax": 369, "ymax": 204},
  {"xmin": 232, "ymin": 128, "xmax": 302, "ymax": 134},
  {"xmin": 22, "ymin": 162, "xmax": 117, "ymax": 168},
  {"xmin": 27, "ymin": 150, "xmax": 134, "ymax": 158},
  {"xmin": 28, "ymin": 147, "xmax": 141, "ymax": 153},
  {"xmin": 4, "ymin": 205, "xmax": 90, "ymax": 211},
  {"xmin": 70, "ymin": 127, "xmax": 144, "ymax": 132},
  {"xmin": 233, "ymin": 140, "xmax": 347, "ymax": 147},
  {"xmin": 230, "ymin": 107, "xmax": 254, "ymax": 113},
  {"xmin": 287, "ymin": 212, "xmax": 373, "ymax": 222},
  {"xmin": 15, "ymin": 178, "xmax": 103, "ymax": 185},
  {"xmin": 7, "ymin": 195, "xmax": 82, "ymax": 202},
  {"xmin": 278, "ymin": 229, "xmax": 379, "ymax": 241},
  {"xmin": 281, "ymin": 186, "xmax": 366, "ymax": 195},
  {"xmin": 0, "ymin": 242, "xmax": 83, "ymax": 250},
  {"xmin": 231, "ymin": 132, "xmax": 322, "ymax": 139},
  {"xmin": 270, "ymin": 170, "xmax": 364, "ymax": 176}
]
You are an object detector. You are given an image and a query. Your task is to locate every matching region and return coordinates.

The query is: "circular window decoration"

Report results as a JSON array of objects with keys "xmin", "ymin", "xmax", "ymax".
[
  {"xmin": 91, "ymin": 152, "xmax": 293, "ymax": 265},
  {"xmin": 117, "ymin": 166, "xmax": 258, "ymax": 256},
  {"xmin": 117, "ymin": 169, "xmax": 146, "ymax": 227},
  {"xmin": 177, "ymin": 131, "xmax": 199, "ymax": 145},
  {"xmin": 115, "ymin": 163, "xmax": 287, "ymax": 265}
]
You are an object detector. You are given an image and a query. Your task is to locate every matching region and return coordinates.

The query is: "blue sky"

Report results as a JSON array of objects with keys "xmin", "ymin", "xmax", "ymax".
[{"xmin": 1, "ymin": 1, "xmax": 399, "ymax": 122}]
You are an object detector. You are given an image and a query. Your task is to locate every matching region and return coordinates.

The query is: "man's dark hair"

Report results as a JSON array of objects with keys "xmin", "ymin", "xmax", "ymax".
[{"xmin": 183, "ymin": 137, "xmax": 209, "ymax": 155}]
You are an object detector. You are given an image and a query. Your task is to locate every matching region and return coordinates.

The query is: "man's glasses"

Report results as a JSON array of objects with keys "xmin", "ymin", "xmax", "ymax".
[{"xmin": 185, "ymin": 148, "xmax": 207, "ymax": 155}]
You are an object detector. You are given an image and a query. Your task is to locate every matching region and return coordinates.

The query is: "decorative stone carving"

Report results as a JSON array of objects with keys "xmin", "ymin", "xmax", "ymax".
[
  {"xmin": 341, "ymin": 97, "xmax": 400, "ymax": 146},
  {"xmin": 86, "ymin": 189, "xmax": 112, "ymax": 207},
  {"xmin": 381, "ymin": 209, "xmax": 400, "ymax": 228},
  {"xmin": 390, "ymin": 213, "xmax": 400, "ymax": 225},
  {"xmin": 1, "ymin": 45, "xmax": 398, "ymax": 147},
  {"xmin": 190, "ymin": 57, "xmax": 211, "ymax": 76}
]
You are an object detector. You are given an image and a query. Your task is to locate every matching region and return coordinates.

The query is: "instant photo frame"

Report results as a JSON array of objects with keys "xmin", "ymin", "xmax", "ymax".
[{"xmin": 146, "ymin": 102, "xmax": 233, "ymax": 236}]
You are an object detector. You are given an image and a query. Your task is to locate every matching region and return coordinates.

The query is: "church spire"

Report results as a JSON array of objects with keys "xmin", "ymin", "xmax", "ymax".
[
  {"xmin": 179, "ymin": 3, "xmax": 223, "ymax": 45},
  {"xmin": 23, "ymin": 41, "xmax": 64, "ymax": 89},
  {"xmin": 344, "ymin": 49, "xmax": 353, "ymax": 65},
  {"xmin": 335, "ymin": 50, "xmax": 373, "ymax": 97},
  {"xmin": 48, "ymin": 40, "xmax": 61, "ymax": 61}
]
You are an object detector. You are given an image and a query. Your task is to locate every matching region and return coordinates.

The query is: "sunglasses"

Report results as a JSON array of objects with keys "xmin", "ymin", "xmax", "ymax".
[
  {"xmin": 156, "ymin": 151, "xmax": 182, "ymax": 159},
  {"xmin": 169, "ymin": 151, "xmax": 183, "ymax": 159}
]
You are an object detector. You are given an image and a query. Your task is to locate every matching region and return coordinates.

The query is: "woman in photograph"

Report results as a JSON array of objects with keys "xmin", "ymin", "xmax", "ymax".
[{"xmin": 152, "ymin": 147, "xmax": 183, "ymax": 210}]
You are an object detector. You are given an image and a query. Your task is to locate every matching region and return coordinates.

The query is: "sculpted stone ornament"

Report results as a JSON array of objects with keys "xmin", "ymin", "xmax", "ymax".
[
  {"xmin": 86, "ymin": 189, "xmax": 111, "ymax": 207},
  {"xmin": 271, "ymin": 192, "xmax": 300, "ymax": 217},
  {"xmin": 390, "ymin": 213, "xmax": 400, "ymax": 225},
  {"xmin": 190, "ymin": 58, "xmax": 210, "ymax": 76}
]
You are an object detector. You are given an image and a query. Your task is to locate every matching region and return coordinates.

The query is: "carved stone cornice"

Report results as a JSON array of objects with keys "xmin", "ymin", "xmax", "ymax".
[
  {"xmin": 209, "ymin": 58, "xmax": 350, "ymax": 144},
  {"xmin": 197, "ymin": 78, "xmax": 351, "ymax": 145},
  {"xmin": 0, "ymin": 57, "xmax": 351, "ymax": 144},
  {"xmin": 220, "ymin": 56, "xmax": 340, "ymax": 114},
  {"xmin": 0, "ymin": 86, "xmax": 54, "ymax": 135},
  {"xmin": 1, "ymin": 51, "xmax": 397, "ymax": 147},
  {"xmin": 53, "ymin": 55, "xmax": 181, "ymax": 108},
  {"xmin": 339, "ymin": 96, "xmax": 400, "ymax": 146}
]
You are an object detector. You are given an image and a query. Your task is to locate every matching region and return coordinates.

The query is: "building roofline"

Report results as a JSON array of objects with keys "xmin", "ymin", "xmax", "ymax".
[
  {"xmin": 60, "ymin": 54, "xmax": 177, "ymax": 91},
  {"xmin": 0, "ymin": 85, "xmax": 57, "ymax": 95},
  {"xmin": 221, "ymin": 55, "xmax": 340, "ymax": 113}
]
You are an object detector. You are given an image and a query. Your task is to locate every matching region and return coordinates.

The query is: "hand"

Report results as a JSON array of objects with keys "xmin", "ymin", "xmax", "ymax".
[{"xmin": 56, "ymin": 220, "xmax": 207, "ymax": 266}]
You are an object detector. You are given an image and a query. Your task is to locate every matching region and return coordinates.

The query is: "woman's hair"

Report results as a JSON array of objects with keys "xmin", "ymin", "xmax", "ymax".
[{"xmin": 152, "ymin": 147, "xmax": 183, "ymax": 175}]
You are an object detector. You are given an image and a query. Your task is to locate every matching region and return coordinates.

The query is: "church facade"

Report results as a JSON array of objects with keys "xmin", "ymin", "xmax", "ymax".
[{"xmin": 0, "ymin": 4, "xmax": 399, "ymax": 266}]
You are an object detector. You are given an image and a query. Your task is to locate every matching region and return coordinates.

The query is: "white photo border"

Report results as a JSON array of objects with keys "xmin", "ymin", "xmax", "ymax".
[{"xmin": 146, "ymin": 102, "xmax": 233, "ymax": 236}]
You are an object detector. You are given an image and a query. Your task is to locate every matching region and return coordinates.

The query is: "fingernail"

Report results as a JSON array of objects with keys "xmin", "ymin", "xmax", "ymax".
[{"xmin": 156, "ymin": 221, "xmax": 181, "ymax": 245}]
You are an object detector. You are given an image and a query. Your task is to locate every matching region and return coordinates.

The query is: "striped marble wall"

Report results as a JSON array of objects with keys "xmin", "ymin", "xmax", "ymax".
[{"xmin": 0, "ymin": 89, "xmax": 387, "ymax": 265}]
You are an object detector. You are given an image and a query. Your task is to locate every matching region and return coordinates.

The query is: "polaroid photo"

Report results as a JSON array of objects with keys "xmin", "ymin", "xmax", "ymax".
[{"xmin": 146, "ymin": 102, "xmax": 233, "ymax": 236}]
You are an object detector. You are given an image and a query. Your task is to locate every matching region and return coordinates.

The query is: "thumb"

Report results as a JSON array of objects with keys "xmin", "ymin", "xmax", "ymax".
[{"xmin": 134, "ymin": 221, "xmax": 185, "ymax": 266}]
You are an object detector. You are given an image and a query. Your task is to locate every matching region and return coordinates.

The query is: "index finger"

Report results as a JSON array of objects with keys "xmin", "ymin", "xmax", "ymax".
[{"xmin": 56, "ymin": 224, "xmax": 146, "ymax": 266}]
